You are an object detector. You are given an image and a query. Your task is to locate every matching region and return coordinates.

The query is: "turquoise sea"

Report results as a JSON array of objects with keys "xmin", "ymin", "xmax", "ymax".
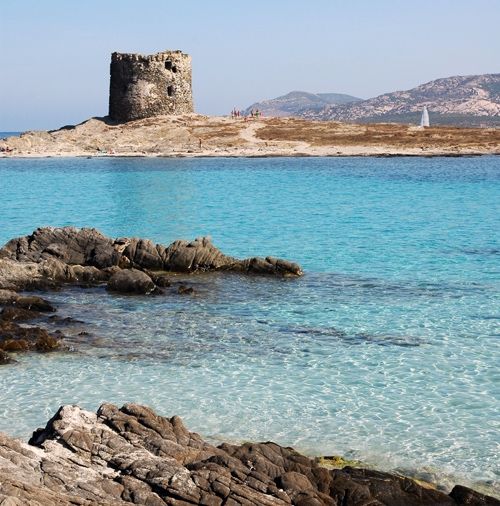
[{"xmin": 0, "ymin": 156, "xmax": 498, "ymax": 493}]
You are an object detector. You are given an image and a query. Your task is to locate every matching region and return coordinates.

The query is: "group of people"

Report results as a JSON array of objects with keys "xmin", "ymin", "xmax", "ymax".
[{"xmin": 230, "ymin": 108, "xmax": 263, "ymax": 119}]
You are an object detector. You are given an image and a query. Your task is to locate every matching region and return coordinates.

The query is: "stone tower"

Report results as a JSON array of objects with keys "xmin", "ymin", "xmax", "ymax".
[{"xmin": 109, "ymin": 50, "xmax": 193, "ymax": 122}]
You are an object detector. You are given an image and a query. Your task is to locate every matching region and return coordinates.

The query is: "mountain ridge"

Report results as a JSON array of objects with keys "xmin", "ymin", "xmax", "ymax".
[
  {"xmin": 244, "ymin": 73, "xmax": 500, "ymax": 126},
  {"xmin": 244, "ymin": 90, "xmax": 362, "ymax": 117}
]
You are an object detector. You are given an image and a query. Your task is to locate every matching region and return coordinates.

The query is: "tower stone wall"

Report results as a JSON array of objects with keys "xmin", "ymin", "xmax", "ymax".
[{"xmin": 109, "ymin": 50, "xmax": 193, "ymax": 122}]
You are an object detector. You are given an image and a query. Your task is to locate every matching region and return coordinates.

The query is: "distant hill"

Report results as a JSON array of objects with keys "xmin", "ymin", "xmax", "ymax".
[
  {"xmin": 245, "ymin": 74, "xmax": 500, "ymax": 126},
  {"xmin": 243, "ymin": 91, "xmax": 362, "ymax": 117},
  {"xmin": 301, "ymin": 74, "xmax": 500, "ymax": 126}
]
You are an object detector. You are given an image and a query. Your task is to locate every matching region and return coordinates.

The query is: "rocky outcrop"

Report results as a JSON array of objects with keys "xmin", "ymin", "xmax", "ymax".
[
  {"xmin": 0, "ymin": 403, "xmax": 497, "ymax": 506},
  {"xmin": 0, "ymin": 227, "xmax": 302, "ymax": 364},
  {"xmin": 0, "ymin": 227, "xmax": 302, "ymax": 291}
]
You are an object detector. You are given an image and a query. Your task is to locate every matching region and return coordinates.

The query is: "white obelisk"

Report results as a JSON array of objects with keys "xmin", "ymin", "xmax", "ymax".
[{"xmin": 420, "ymin": 106, "xmax": 430, "ymax": 127}]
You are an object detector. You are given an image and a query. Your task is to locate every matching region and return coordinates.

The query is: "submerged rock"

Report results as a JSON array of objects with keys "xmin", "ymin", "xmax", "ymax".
[
  {"xmin": 0, "ymin": 319, "xmax": 63, "ymax": 353},
  {"xmin": 0, "ymin": 305, "xmax": 40, "ymax": 322},
  {"xmin": 0, "ymin": 349, "xmax": 14, "ymax": 364},
  {"xmin": 0, "ymin": 292, "xmax": 70, "ymax": 363},
  {"xmin": 0, "ymin": 403, "xmax": 496, "ymax": 505},
  {"xmin": 178, "ymin": 284, "xmax": 195, "ymax": 295}
]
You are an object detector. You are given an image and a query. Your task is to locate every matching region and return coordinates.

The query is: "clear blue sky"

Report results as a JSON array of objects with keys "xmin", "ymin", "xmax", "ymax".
[{"xmin": 1, "ymin": 0, "xmax": 499, "ymax": 130}]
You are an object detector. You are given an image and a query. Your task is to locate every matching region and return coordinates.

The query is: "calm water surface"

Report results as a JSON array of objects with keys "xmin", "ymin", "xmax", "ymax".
[{"xmin": 0, "ymin": 156, "xmax": 498, "ymax": 492}]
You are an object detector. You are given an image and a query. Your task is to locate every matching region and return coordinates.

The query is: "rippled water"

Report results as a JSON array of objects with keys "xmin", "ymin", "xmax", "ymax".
[{"xmin": 0, "ymin": 156, "xmax": 499, "ymax": 493}]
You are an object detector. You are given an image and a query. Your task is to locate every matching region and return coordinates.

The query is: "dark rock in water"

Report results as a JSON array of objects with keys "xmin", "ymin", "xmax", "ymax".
[
  {"xmin": 0, "ymin": 306, "xmax": 40, "ymax": 322},
  {"xmin": 0, "ymin": 294, "xmax": 65, "ymax": 362},
  {"xmin": 0, "ymin": 227, "xmax": 302, "ymax": 291},
  {"xmin": 47, "ymin": 314, "xmax": 84, "ymax": 325},
  {"xmin": 107, "ymin": 268, "xmax": 155, "ymax": 294},
  {"xmin": 0, "ymin": 291, "xmax": 55, "ymax": 313},
  {"xmin": 0, "ymin": 227, "xmax": 301, "ymax": 360},
  {"xmin": 449, "ymin": 485, "xmax": 500, "ymax": 506},
  {"xmin": 0, "ymin": 403, "xmax": 496, "ymax": 505},
  {"xmin": 0, "ymin": 349, "xmax": 15, "ymax": 364},
  {"xmin": 0, "ymin": 320, "xmax": 63, "ymax": 353},
  {"xmin": 178, "ymin": 284, "xmax": 195, "ymax": 295},
  {"xmin": 32, "ymin": 332, "xmax": 61, "ymax": 352},
  {"xmin": 149, "ymin": 272, "xmax": 172, "ymax": 287},
  {"xmin": 12, "ymin": 295, "xmax": 56, "ymax": 312},
  {"xmin": 264, "ymin": 256, "xmax": 303, "ymax": 276}
]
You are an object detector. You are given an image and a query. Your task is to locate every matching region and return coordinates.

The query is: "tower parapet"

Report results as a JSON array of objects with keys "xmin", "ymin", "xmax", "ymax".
[{"xmin": 109, "ymin": 50, "xmax": 193, "ymax": 122}]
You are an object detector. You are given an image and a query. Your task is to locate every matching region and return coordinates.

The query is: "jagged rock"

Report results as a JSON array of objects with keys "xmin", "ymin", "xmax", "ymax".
[
  {"xmin": 0, "ymin": 227, "xmax": 301, "ymax": 363},
  {"xmin": 107, "ymin": 268, "xmax": 156, "ymax": 294},
  {"xmin": 0, "ymin": 226, "xmax": 119, "ymax": 268},
  {"xmin": 0, "ymin": 403, "xmax": 497, "ymax": 506},
  {"xmin": 0, "ymin": 257, "xmax": 74, "ymax": 291},
  {"xmin": 123, "ymin": 238, "xmax": 164, "ymax": 270},
  {"xmin": 0, "ymin": 227, "xmax": 303, "ymax": 291}
]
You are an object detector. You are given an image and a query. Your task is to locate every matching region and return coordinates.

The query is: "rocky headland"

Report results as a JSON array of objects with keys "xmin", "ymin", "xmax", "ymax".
[
  {"xmin": 1, "ymin": 114, "xmax": 499, "ymax": 158},
  {"xmin": 0, "ymin": 402, "xmax": 499, "ymax": 505}
]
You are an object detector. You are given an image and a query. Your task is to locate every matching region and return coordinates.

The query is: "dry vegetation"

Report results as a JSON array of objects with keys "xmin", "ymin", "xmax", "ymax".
[
  {"xmin": 1, "ymin": 114, "xmax": 499, "ymax": 158},
  {"xmin": 256, "ymin": 117, "xmax": 500, "ymax": 150}
]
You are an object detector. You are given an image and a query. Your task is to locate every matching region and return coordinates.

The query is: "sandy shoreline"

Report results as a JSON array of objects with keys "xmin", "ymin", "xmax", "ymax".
[{"xmin": 1, "ymin": 114, "xmax": 499, "ymax": 158}]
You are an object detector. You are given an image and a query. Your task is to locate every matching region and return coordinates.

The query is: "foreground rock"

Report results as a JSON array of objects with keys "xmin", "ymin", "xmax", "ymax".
[
  {"xmin": 0, "ymin": 403, "xmax": 497, "ymax": 506},
  {"xmin": 0, "ymin": 226, "xmax": 302, "ymax": 291}
]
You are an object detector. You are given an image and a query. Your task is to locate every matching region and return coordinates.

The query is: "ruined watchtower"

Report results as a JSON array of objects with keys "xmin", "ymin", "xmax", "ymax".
[{"xmin": 109, "ymin": 50, "xmax": 193, "ymax": 122}]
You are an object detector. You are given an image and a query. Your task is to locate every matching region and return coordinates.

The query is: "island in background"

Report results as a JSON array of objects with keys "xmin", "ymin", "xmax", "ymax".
[{"xmin": 1, "ymin": 50, "xmax": 499, "ymax": 158}]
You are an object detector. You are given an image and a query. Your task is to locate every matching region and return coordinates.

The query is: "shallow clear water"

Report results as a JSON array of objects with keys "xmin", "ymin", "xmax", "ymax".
[{"xmin": 0, "ymin": 156, "xmax": 499, "ymax": 492}]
